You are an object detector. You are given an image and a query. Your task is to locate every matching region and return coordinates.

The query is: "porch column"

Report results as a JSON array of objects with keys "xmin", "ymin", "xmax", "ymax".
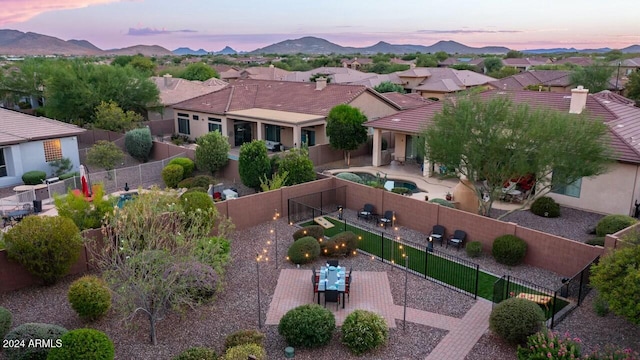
[
  {"xmin": 256, "ymin": 121, "xmax": 263, "ymax": 141},
  {"xmin": 372, "ymin": 128, "xmax": 382, "ymax": 166},
  {"xmin": 293, "ymin": 126, "xmax": 302, "ymax": 148}
]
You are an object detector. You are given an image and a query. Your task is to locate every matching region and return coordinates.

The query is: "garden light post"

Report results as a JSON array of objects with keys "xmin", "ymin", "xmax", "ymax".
[
  {"xmin": 256, "ymin": 253, "xmax": 262, "ymax": 328},
  {"xmin": 403, "ymin": 254, "xmax": 409, "ymax": 330},
  {"xmin": 271, "ymin": 209, "xmax": 280, "ymax": 269},
  {"xmin": 427, "ymin": 236, "xmax": 434, "ymax": 252}
]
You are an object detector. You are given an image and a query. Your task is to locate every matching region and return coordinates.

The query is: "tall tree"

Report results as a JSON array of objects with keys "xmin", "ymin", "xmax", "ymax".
[
  {"xmin": 93, "ymin": 101, "xmax": 143, "ymax": 132},
  {"xmin": 238, "ymin": 140, "xmax": 271, "ymax": 190},
  {"xmin": 179, "ymin": 62, "xmax": 219, "ymax": 81},
  {"xmin": 373, "ymin": 81, "xmax": 405, "ymax": 94},
  {"xmin": 505, "ymin": 50, "xmax": 524, "ymax": 58},
  {"xmin": 418, "ymin": 93, "xmax": 612, "ymax": 218},
  {"xmin": 626, "ymin": 71, "xmax": 640, "ymax": 104},
  {"xmin": 483, "ymin": 57, "xmax": 503, "ymax": 74},
  {"xmin": 0, "ymin": 58, "xmax": 52, "ymax": 108},
  {"xmin": 326, "ymin": 104, "xmax": 368, "ymax": 166},
  {"xmin": 570, "ymin": 64, "xmax": 615, "ymax": 93},
  {"xmin": 194, "ymin": 131, "xmax": 230, "ymax": 175},
  {"xmin": 277, "ymin": 148, "xmax": 316, "ymax": 185}
]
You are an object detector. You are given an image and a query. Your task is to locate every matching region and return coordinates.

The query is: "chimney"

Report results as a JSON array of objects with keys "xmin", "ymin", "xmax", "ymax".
[
  {"xmin": 410, "ymin": 62, "xmax": 416, "ymax": 69},
  {"xmin": 315, "ymin": 77, "xmax": 327, "ymax": 91},
  {"xmin": 163, "ymin": 73, "xmax": 173, "ymax": 87},
  {"xmin": 569, "ymin": 86, "xmax": 589, "ymax": 114}
]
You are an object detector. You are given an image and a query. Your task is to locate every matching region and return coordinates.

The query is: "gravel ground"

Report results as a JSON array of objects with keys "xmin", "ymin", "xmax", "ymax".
[{"xmin": 0, "ymin": 208, "xmax": 636, "ymax": 359}]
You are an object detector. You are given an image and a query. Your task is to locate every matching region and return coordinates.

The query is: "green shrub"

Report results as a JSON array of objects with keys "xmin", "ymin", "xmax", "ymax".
[
  {"xmin": 224, "ymin": 343, "xmax": 265, "ymax": 360},
  {"xmin": 391, "ymin": 187, "xmax": 411, "ymax": 195},
  {"xmin": 530, "ymin": 196, "xmax": 561, "ymax": 217},
  {"xmin": 180, "ymin": 191, "xmax": 214, "ymax": 219},
  {"xmin": 287, "ymin": 236, "xmax": 321, "ymax": 264},
  {"xmin": 162, "ymin": 164, "xmax": 184, "ymax": 188},
  {"xmin": 492, "ymin": 235, "xmax": 527, "ymax": 266},
  {"xmin": 278, "ymin": 148, "xmax": 316, "ymax": 185},
  {"xmin": 48, "ymin": 157, "xmax": 73, "ymax": 177},
  {"xmin": 124, "ymin": 127, "xmax": 153, "ymax": 162},
  {"xmin": 54, "ymin": 185, "xmax": 114, "ymax": 230},
  {"xmin": 596, "ymin": 214, "xmax": 638, "ymax": 236},
  {"xmin": 4, "ymin": 323, "xmax": 67, "ymax": 360},
  {"xmin": 86, "ymin": 141, "xmax": 124, "ymax": 171},
  {"xmin": 193, "ymin": 236, "xmax": 231, "ymax": 275},
  {"xmin": 429, "ymin": 198, "xmax": 454, "ymax": 208},
  {"xmin": 47, "ymin": 328, "xmax": 115, "ymax": 360},
  {"xmin": 225, "ymin": 329, "xmax": 265, "ymax": 349},
  {"xmin": 68, "ymin": 275, "xmax": 111, "ymax": 321},
  {"xmin": 336, "ymin": 172, "xmax": 363, "ymax": 183},
  {"xmin": 367, "ymin": 181, "xmax": 385, "ymax": 189},
  {"xmin": 195, "ymin": 131, "xmax": 230, "ymax": 176},
  {"xmin": 239, "ymin": 140, "xmax": 271, "ymax": 190},
  {"xmin": 183, "ymin": 187, "xmax": 207, "ymax": 194},
  {"xmin": 192, "ymin": 175, "xmax": 215, "ymax": 189},
  {"xmin": 4, "ymin": 216, "xmax": 82, "ymax": 285},
  {"xmin": 322, "ymin": 231, "xmax": 358, "ymax": 257},
  {"xmin": 278, "ymin": 304, "xmax": 335, "ymax": 348},
  {"xmin": 341, "ymin": 309, "xmax": 388, "ymax": 355},
  {"xmin": 0, "ymin": 306, "xmax": 12, "ymax": 340},
  {"xmin": 586, "ymin": 237, "xmax": 605, "ymax": 246},
  {"xmin": 466, "ymin": 241, "xmax": 483, "ymax": 258},
  {"xmin": 173, "ymin": 347, "xmax": 218, "ymax": 360},
  {"xmin": 293, "ymin": 225, "xmax": 325, "ymax": 241},
  {"xmin": 166, "ymin": 261, "xmax": 219, "ymax": 302},
  {"xmin": 177, "ymin": 177, "xmax": 195, "ymax": 188},
  {"xmin": 516, "ymin": 330, "xmax": 581, "ymax": 360},
  {"xmin": 593, "ymin": 294, "xmax": 610, "ymax": 316},
  {"xmin": 168, "ymin": 157, "xmax": 195, "ymax": 178},
  {"xmin": 58, "ymin": 171, "xmax": 79, "ymax": 180},
  {"xmin": 22, "ymin": 170, "xmax": 47, "ymax": 185},
  {"xmin": 489, "ymin": 297, "xmax": 545, "ymax": 344}
]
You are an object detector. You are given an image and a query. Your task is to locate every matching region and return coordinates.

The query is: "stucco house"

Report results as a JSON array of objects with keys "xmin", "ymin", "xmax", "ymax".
[
  {"xmin": 364, "ymin": 87, "xmax": 640, "ymax": 216},
  {"xmin": 147, "ymin": 75, "xmax": 227, "ymax": 121},
  {"xmin": 171, "ymin": 78, "xmax": 402, "ymax": 149},
  {"xmin": 0, "ymin": 108, "xmax": 85, "ymax": 187},
  {"xmin": 502, "ymin": 57, "xmax": 551, "ymax": 72},
  {"xmin": 395, "ymin": 67, "xmax": 496, "ymax": 100},
  {"xmin": 488, "ymin": 70, "xmax": 573, "ymax": 92}
]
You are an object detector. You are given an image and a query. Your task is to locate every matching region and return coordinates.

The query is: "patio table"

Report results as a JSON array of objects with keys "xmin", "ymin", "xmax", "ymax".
[{"xmin": 317, "ymin": 266, "xmax": 346, "ymax": 308}]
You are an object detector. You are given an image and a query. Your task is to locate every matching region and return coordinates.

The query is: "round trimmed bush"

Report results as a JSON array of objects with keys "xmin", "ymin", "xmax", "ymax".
[
  {"xmin": 322, "ymin": 231, "xmax": 358, "ymax": 257},
  {"xmin": 177, "ymin": 177, "xmax": 195, "ymax": 189},
  {"xmin": 22, "ymin": 170, "xmax": 47, "ymax": 185},
  {"xmin": 530, "ymin": 196, "xmax": 560, "ymax": 218},
  {"xmin": 173, "ymin": 347, "xmax": 218, "ymax": 360},
  {"xmin": 4, "ymin": 216, "xmax": 82, "ymax": 285},
  {"xmin": 336, "ymin": 172, "xmax": 363, "ymax": 184},
  {"xmin": 489, "ymin": 297, "xmax": 545, "ymax": 344},
  {"xmin": 225, "ymin": 329, "xmax": 265, "ymax": 349},
  {"xmin": 287, "ymin": 236, "xmax": 321, "ymax": 264},
  {"xmin": 492, "ymin": 235, "xmax": 527, "ymax": 266},
  {"xmin": 596, "ymin": 214, "xmax": 637, "ymax": 236},
  {"xmin": 0, "ymin": 306, "xmax": 12, "ymax": 340},
  {"xmin": 4, "ymin": 323, "xmax": 67, "ymax": 360},
  {"xmin": 162, "ymin": 164, "xmax": 184, "ymax": 188},
  {"xmin": 465, "ymin": 241, "xmax": 483, "ymax": 258},
  {"xmin": 293, "ymin": 225, "xmax": 325, "ymax": 241},
  {"xmin": 180, "ymin": 191, "xmax": 214, "ymax": 212},
  {"xmin": 68, "ymin": 275, "xmax": 111, "ymax": 320},
  {"xmin": 47, "ymin": 328, "xmax": 114, "ymax": 360},
  {"xmin": 429, "ymin": 198, "xmax": 454, "ymax": 208},
  {"xmin": 278, "ymin": 304, "xmax": 335, "ymax": 348},
  {"xmin": 191, "ymin": 175, "xmax": 215, "ymax": 189},
  {"xmin": 165, "ymin": 261, "xmax": 219, "ymax": 302},
  {"xmin": 341, "ymin": 309, "xmax": 388, "ymax": 355},
  {"xmin": 224, "ymin": 343, "xmax": 265, "ymax": 360},
  {"xmin": 124, "ymin": 127, "xmax": 153, "ymax": 162},
  {"xmin": 168, "ymin": 157, "xmax": 195, "ymax": 178}
]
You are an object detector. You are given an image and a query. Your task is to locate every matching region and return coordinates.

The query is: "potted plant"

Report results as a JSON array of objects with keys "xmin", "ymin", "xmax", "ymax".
[{"xmin": 445, "ymin": 192, "xmax": 453, "ymax": 201}]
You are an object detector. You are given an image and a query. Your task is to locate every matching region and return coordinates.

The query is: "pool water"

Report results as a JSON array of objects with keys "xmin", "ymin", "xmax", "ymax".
[
  {"xmin": 117, "ymin": 192, "xmax": 138, "ymax": 208},
  {"xmin": 350, "ymin": 172, "xmax": 421, "ymax": 193}
]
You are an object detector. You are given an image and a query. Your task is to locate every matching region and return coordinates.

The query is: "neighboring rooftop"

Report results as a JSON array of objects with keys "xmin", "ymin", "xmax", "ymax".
[
  {"xmin": 488, "ymin": 70, "xmax": 571, "ymax": 90},
  {"xmin": 378, "ymin": 92, "xmax": 433, "ymax": 110},
  {"xmin": 151, "ymin": 75, "xmax": 227, "ymax": 106},
  {"xmin": 0, "ymin": 108, "xmax": 85, "ymax": 146}
]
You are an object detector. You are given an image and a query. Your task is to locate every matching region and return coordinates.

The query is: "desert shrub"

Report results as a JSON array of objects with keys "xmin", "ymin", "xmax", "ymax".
[
  {"xmin": 224, "ymin": 343, "xmax": 265, "ymax": 360},
  {"xmin": 596, "ymin": 214, "xmax": 638, "ymax": 236},
  {"xmin": 0, "ymin": 306, "xmax": 12, "ymax": 340},
  {"xmin": 124, "ymin": 127, "xmax": 153, "ymax": 162},
  {"xmin": 585, "ymin": 345, "xmax": 640, "ymax": 359},
  {"xmin": 192, "ymin": 175, "xmax": 215, "ymax": 188},
  {"xmin": 278, "ymin": 304, "xmax": 335, "ymax": 348},
  {"xmin": 4, "ymin": 323, "xmax": 68, "ymax": 360},
  {"xmin": 466, "ymin": 241, "xmax": 483, "ymax": 258},
  {"xmin": 391, "ymin": 187, "xmax": 411, "ymax": 195},
  {"xmin": 293, "ymin": 225, "xmax": 325, "ymax": 241},
  {"xmin": 180, "ymin": 191, "xmax": 214, "ymax": 214},
  {"xmin": 322, "ymin": 231, "xmax": 358, "ymax": 257},
  {"xmin": 429, "ymin": 198, "xmax": 454, "ymax": 208},
  {"xmin": 586, "ymin": 237, "xmax": 605, "ymax": 246},
  {"xmin": 47, "ymin": 328, "xmax": 115, "ymax": 360},
  {"xmin": 162, "ymin": 164, "xmax": 184, "ymax": 188},
  {"xmin": 4, "ymin": 216, "xmax": 82, "ymax": 285},
  {"xmin": 54, "ymin": 185, "xmax": 114, "ymax": 230},
  {"xmin": 530, "ymin": 196, "xmax": 561, "ymax": 217},
  {"xmin": 195, "ymin": 131, "xmax": 230, "ymax": 175},
  {"xmin": 278, "ymin": 148, "xmax": 316, "ymax": 185},
  {"xmin": 22, "ymin": 170, "xmax": 47, "ymax": 185},
  {"xmin": 336, "ymin": 172, "xmax": 363, "ymax": 183},
  {"xmin": 173, "ymin": 347, "xmax": 218, "ymax": 360},
  {"xmin": 168, "ymin": 157, "xmax": 195, "ymax": 178},
  {"xmin": 165, "ymin": 261, "xmax": 219, "ymax": 302},
  {"xmin": 193, "ymin": 236, "xmax": 231, "ymax": 274},
  {"xmin": 489, "ymin": 297, "xmax": 545, "ymax": 344},
  {"xmin": 341, "ymin": 309, "xmax": 388, "ymax": 355},
  {"xmin": 225, "ymin": 329, "xmax": 265, "ymax": 349},
  {"xmin": 239, "ymin": 140, "xmax": 271, "ymax": 190},
  {"xmin": 86, "ymin": 141, "xmax": 124, "ymax": 171},
  {"xmin": 287, "ymin": 236, "xmax": 321, "ymax": 264},
  {"xmin": 48, "ymin": 157, "xmax": 73, "ymax": 177},
  {"xmin": 593, "ymin": 294, "xmax": 610, "ymax": 316},
  {"xmin": 492, "ymin": 235, "xmax": 527, "ymax": 266},
  {"xmin": 177, "ymin": 177, "xmax": 195, "ymax": 188},
  {"xmin": 182, "ymin": 187, "xmax": 206, "ymax": 195},
  {"xmin": 58, "ymin": 171, "xmax": 79, "ymax": 180},
  {"xmin": 516, "ymin": 330, "xmax": 581, "ymax": 360},
  {"xmin": 68, "ymin": 276, "xmax": 111, "ymax": 321}
]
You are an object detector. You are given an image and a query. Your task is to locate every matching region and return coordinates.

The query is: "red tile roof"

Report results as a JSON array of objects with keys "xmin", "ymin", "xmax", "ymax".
[
  {"xmin": 378, "ymin": 92, "xmax": 433, "ymax": 110},
  {"xmin": 488, "ymin": 70, "xmax": 571, "ymax": 90}
]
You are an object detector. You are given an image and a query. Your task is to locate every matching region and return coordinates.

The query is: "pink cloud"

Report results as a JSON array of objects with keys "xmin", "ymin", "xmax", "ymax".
[{"xmin": 0, "ymin": 0, "xmax": 124, "ymax": 25}]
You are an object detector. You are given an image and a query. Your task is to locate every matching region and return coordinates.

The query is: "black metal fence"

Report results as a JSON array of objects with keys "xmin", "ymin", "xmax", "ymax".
[
  {"xmin": 550, "ymin": 256, "xmax": 600, "ymax": 327},
  {"xmin": 287, "ymin": 186, "xmax": 346, "ymax": 224}
]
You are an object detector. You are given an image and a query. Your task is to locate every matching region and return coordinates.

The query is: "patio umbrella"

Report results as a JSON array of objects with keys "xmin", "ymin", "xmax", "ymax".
[{"xmin": 79, "ymin": 165, "xmax": 91, "ymax": 198}]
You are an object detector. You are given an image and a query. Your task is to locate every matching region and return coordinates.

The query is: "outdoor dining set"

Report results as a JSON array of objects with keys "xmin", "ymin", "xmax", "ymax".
[
  {"xmin": 311, "ymin": 260, "xmax": 352, "ymax": 309},
  {"xmin": 1, "ymin": 203, "xmax": 34, "ymax": 228}
]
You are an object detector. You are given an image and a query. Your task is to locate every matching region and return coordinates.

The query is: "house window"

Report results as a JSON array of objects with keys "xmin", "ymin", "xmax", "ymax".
[
  {"xmin": 193, "ymin": 115, "xmax": 199, "ymax": 120},
  {"xmin": 0, "ymin": 148, "xmax": 7, "ymax": 177},
  {"xmin": 43, "ymin": 139, "xmax": 62, "ymax": 162},
  {"xmin": 178, "ymin": 114, "xmax": 190, "ymax": 135},
  {"xmin": 265, "ymin": 124, "xmax": 281, "ymax": 142},
  {"xmin": 208, "ymin": 122, "xmax": 221, "ymax": 133},
  {"xmin": 551, "ymin": 172, "xmax": 582, "ymax": 198}
]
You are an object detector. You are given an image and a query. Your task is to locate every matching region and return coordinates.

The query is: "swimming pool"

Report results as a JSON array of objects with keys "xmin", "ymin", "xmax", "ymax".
[{"xmin": 349, "ymin": 172, "xmax": 422, "ymax": 193}]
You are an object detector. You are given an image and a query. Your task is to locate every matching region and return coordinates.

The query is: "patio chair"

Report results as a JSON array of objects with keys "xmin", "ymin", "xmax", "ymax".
[
  {"xmin": 345, "ymin": 270, "xmax": 353, "ymax": 302},
  {"xmin": 311, "ymin": 268, "xmax": 319, "ymax": 301},
  {"xmin": 447, "ymin": 230, "xmax": 467, "ymax": 250},
  {"xmin": 327, "ymin": 259, "xmax": 339, "ymax": 267},
  {"xmin": 324, "ymin": 289, "xmax": 340, "ymax": 310},
  {"xmin": 430, "ymin": 225, "xmax": 446, "ymax": 246},
  {"xmin": 358, "ymin": 203, "xmax": 375, "ymax": 221},
  {"xmin": 379, "ymin": 210, "xmax": 394, "ymax": 228}
]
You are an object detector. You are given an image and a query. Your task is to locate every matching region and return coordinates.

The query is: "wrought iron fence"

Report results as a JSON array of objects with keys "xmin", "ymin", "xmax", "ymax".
[
  {"xmin": 287, "ymin": 186, "xmax": 346, "ymax": 224},
  {"xmin": 550, "ymin": 255, "xmax": 600, "ymax": 328}
]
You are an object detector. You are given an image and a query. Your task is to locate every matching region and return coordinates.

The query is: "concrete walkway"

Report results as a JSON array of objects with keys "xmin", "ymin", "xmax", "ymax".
[{"xmin": 266, "ymin": 269, "xmax": 494, "ymax": 360}]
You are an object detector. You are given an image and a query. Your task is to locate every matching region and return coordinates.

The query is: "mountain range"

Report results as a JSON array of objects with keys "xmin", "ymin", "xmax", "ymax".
[{"xmin": 0, "ymin": 29, "xmax": 639, "ymax": 57}]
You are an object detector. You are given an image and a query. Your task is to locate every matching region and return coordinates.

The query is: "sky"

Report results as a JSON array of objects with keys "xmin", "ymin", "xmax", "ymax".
[{"xmin": 3, "ymin": 0, "xmax": 640, "ymax": 52}]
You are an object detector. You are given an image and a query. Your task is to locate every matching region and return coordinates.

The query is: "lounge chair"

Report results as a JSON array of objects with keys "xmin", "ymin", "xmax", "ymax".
[
  {"xmin": 430, "ymin": 225, "xmax": 446, "ymax": 246},
  {"xmin": 447, "ymin": 230, "xmax": 467, "ymax": 250},
  {"xmin": 358, "ymin": 203, "xmax": 375, "ymax": 221}
]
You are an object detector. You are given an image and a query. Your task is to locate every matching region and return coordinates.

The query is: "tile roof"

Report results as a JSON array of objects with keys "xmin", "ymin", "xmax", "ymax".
[
  {"xmin": 173, "ymin": 79, "xmax": 392, "ymax": 117},
  {"xmin": 378, "ymin": 92, "xmax": 433, "ymax": 110},
  {"xmin": 0, "ymin": 108, "xmax": 85, "ymax": 146},
  {"xmin": 409, "ymin": 68, "xmax": 496, "ymax": 92},
  {"xmin": 553, "ymin": 57, "xmax": 594, "ymax": 67},
  {"xmin": 614, "ymin": 57, "xmax": 640, "ymax": 67},
  {"xmin": 488, "ymin": 70, "xmax": 571, "ymax": 90},
  {"xmin": 239, "ymin": 66, "xmax": 291, "ymax": 81},
  {"xmin": 365, "ymin": 90, "xmax": 640, "ymax": 163},
  {"xmin": 502, "ymin": 57, "xmax": 550, "ymax": 67},
  {"xmin": 439, "ymin": 57, "xmax": 485, "ymax": 66},
  {"xmin": 283, "ymin": 67, "xmax": 373, "ymax": 83},
  {"xmin": 151, "ymin": 76, "xmax": 227, "ymax": 106}
]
